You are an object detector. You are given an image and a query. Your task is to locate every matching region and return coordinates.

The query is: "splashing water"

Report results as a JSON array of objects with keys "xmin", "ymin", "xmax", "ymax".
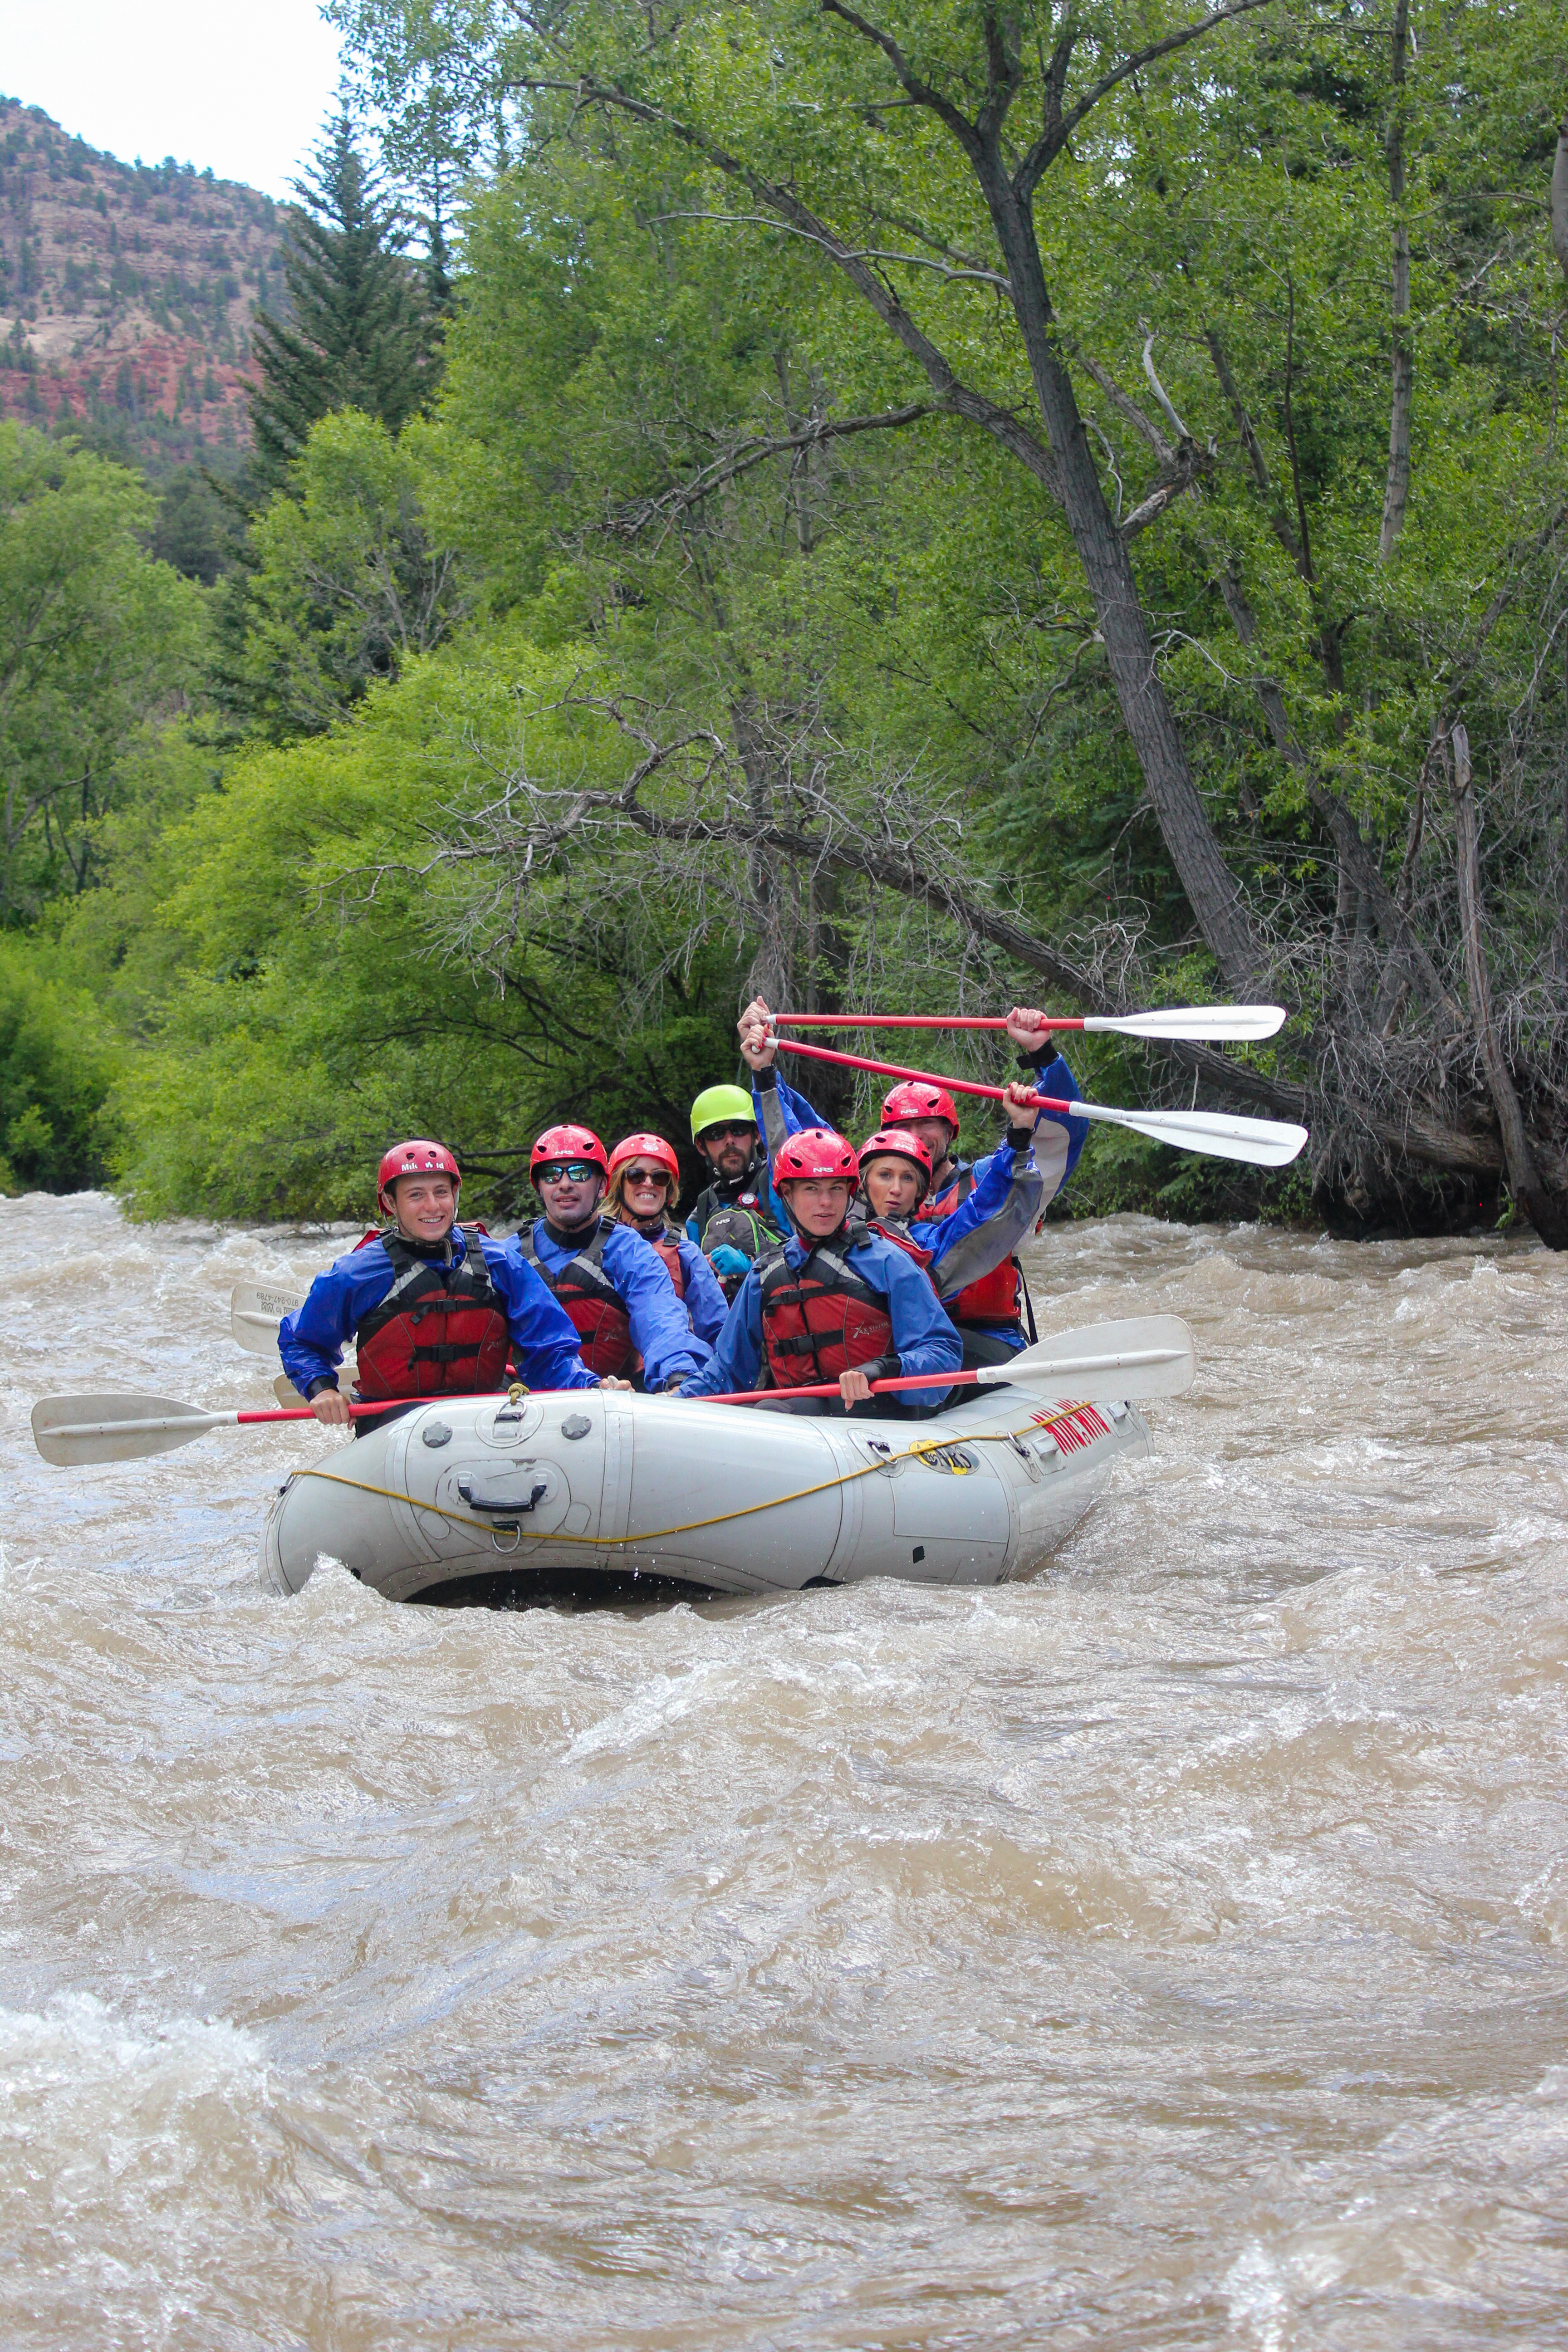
[{"xmin": 2, "ymin": 1191, "xmax": 1565, "ymax": 2347}]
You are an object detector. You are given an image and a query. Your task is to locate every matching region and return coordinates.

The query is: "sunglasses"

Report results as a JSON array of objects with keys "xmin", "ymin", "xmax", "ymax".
[
  {"xmin": 703, "ymin": 1121, "xmax": 755, "ymax": 1141},
  {"xmin": 623, "ymin": 1165, "xmax": 672, "ymax": 1187},
  {"xmin": 536, "ymin": 1161, "xmax": 600, "ymax": 1185}
]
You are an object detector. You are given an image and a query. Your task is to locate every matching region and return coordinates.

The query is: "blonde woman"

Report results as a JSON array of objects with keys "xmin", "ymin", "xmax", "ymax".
[{"xmin": 606, "ymin": 1132, "xmax": 730, "ymax": 1347}]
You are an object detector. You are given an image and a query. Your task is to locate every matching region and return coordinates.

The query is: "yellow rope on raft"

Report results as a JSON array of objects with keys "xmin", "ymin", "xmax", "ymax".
[{"xmin": 291, "ymin": 1419, "xmax": 1055, "ymax": 1549}]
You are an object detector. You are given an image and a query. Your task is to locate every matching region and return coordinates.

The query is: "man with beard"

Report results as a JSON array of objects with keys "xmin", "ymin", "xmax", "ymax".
[{"xmin": 683, "ymin": 1083, "xmax": 786, "ymax": 1298}]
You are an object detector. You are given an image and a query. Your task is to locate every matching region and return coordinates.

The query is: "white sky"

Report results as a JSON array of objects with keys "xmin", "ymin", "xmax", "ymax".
[{"xmin": 5, "ymin": 0, "xmax": 346, "ymax": 197}]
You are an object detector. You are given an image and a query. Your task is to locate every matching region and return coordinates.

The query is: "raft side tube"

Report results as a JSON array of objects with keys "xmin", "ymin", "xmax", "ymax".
[{"xmin": 260, "ymin": 1386, "xmax": 1149, "ymax": 1604}]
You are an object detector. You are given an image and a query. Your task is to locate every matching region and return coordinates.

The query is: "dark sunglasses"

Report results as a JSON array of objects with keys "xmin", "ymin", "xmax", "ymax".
[
  {"xmin": 623, "ymin": 1165, "xmax": 673, "ymax": 1186},
  {"xmin": 536, "ymin": 1161, "xmax": 600, "ymax": 1185},
  {"xmin": 703, "ymin": 1121, "xmax": 756, "ymax": 1141}
]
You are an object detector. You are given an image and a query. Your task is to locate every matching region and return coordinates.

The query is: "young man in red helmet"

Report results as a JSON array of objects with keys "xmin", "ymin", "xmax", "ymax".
[
  {"xmin": 736, "ymin": 1001, "xmax": 1080, "ymax": 1362},
  {"xmin": 604, "ymin": 1132, "xmax": 730, "ymax": 1348},
  {"xmin": 676, "ymin": 1126, "xmax": 962, "ymax": 1415},
  {"xmin": 509, "ymin": 1124, "xmax": 711, "ymax": 1389},
  {"xmin": 279, "ymin": 1139, "xmax": 610, "ymax": 1425}
]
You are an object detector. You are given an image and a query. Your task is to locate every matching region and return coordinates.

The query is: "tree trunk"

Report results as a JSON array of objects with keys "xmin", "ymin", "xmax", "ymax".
[
  {"xmin": 973, "ymin": 156, "xmax": 1263, "ymax": 994},
  {"xmin": 1452, "ymin": 725, "xmax": 1568, "ymax": 1247}
]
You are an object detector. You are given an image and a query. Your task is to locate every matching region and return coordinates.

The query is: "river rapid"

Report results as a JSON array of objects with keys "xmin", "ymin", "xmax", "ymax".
[{"xmin": 2, "ymin": 1189, "xmax": 1565, "ymax": 2349}]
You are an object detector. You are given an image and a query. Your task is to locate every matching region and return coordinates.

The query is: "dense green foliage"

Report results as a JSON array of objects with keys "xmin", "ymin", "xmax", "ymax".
[
  {"xmin": 0, "ymin": 422, "xmax": 206, "ymax": 919},
  {"xmin": 3, "ymin": 7, "xmax": 1566, "ymax": 1237},
  {"xmin": 0, "ymin": 935, "xmax": 119, "ymax": 1191}
]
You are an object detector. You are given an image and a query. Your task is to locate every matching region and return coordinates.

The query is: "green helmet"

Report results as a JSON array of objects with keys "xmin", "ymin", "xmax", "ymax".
[{"xmin": 690, "ymin": 1083, "xmax": 757, "ymax": 1143}]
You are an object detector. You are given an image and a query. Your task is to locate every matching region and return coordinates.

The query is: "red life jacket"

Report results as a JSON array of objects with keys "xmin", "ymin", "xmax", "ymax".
[
  {"xmin": 639, "ymin": 1226, "xmax": 687, "ymax": 1299},
  {"xmin": 612, "ymin": 1219, "xmax": 691, "ymax": 1380},
  {"xmin": 515, "ymin": 1216, "xmax": 636, "ymax": 1380},
  {"xmin": 352, "ymin": 1225, "xmax": 511, "ymax": 1401},
  {"xmin": 757, "ymin": 1219, "xmax": 924, "ymax": 1388},
  {"xmin": 924, "ymin": 1163, "xmax": 1024, "ymax": 1329}
]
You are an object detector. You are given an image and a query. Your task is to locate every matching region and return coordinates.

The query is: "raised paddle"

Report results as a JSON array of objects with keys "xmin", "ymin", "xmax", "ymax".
[
  {"xmin": 772, "ymin": 1035, "xmax": 1308, "ymax": 1167},
  {"xmin": 775, "ymin": 1005, "xmax": 1288, "ymax": 1042},
  {"xmin": 699, "ymin": 1314, "xmax": 1196, "ymax": 1405}
]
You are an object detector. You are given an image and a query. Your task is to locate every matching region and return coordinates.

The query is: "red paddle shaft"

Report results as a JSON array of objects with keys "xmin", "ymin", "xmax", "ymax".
[
  {"xmin": 778, "ymin": 1014, "xmax": 1043, "ymax": 1030},
  {"xmin": 249, "ymin": 1379, "xmax": 974, "ymax": 1419},
  {"xmin": 700, "ymin": 1367, "xmax": 987, "ymax": 1405},
  {"xmin": 773, "ymin": 1034, "xmax": 1073, "ymax": 1116},
  {"xmin": 242, "ymin": 1393, "xmax": 524, "ymax": 1426}
]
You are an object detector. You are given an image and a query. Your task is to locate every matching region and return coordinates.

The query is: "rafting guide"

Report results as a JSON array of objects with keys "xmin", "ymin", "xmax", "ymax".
[{"xmin": 684, "ymin": 1083, "xmax": 787, "ymax": 1296}]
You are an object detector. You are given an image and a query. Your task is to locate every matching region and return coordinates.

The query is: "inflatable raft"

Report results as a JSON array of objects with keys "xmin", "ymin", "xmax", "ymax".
[{"xmin": 260, "ymin": 1377, "xmax": 1150, "ymax": 1606}]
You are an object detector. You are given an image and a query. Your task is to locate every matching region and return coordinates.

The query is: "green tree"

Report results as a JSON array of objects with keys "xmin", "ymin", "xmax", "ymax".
[
  {"xmin": 237, "ymin": 408, "xmax": 469, "ymax": 737},
  {"xmin": 99, "ymin": 626, "xmax": 746, "ymax": 1220},
  {"xmin": 0, "ymin": 421, "xmax": 206, "ymax": 920},
  {"xmin": 248, "ymin": 112, "xmax": 436, "ymax": 490},
  {"xmin": 0, "ymin": 936, "xmax": 120, "ymax": 1192}
]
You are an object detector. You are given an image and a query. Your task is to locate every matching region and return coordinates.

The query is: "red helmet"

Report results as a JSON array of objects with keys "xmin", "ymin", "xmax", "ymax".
[
  {"xmin": 774, "ymin": 1126, "xmax": 858, "ymax": 1185},
  {"xmin": 881, "ymin": 1080, "xmax": 959, "ymax": 1132},
  {"xmin": 857, "ymin": 1126, "xmax": 934, "ymax": 1190},
  {"xmin": 607, "ymin": 1132, "xmax": 680, "ymax": 1186},
  {"xmin": 377, "ymin": 1138, "xmax": 460, "ymax": 1214},
  {"xmin": 529, "ymin": 1123, "xmax": 608, "ymax": 1177}
]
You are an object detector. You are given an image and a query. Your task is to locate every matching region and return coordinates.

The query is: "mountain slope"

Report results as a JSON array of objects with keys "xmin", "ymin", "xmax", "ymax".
[{"xmin": 0, "ymin": 97, "xmax": 285, "ymax": 471}]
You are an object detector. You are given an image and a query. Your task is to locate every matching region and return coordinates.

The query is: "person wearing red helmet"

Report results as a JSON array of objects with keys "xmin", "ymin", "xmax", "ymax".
[
  {"xmin": 279, "ymin": 1137, "xmax": 608, "ymax": 1425},
  {"xmin": 854, "ymin": 1126, "xmax": 936, "ymax": 1227},
  {"xmin": 604, "ymin": 1133, "xmax": 729, "ymax": 1348},
  {"xmin": 677, "ymin": 1125, "xmax": 962, "ymax": 1415},
  {"xmin": 736, "ymin": 999, "xmax": 1086, "ymax": 1364},
  {"xmin": 509, "ymin": 1123, "xmax": 711, "ymax": 1389}
]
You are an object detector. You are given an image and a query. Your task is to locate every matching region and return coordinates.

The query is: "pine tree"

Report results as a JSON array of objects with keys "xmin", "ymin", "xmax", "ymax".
[{"xmin": 248, "ymin": 113, "xmax": 433, "ymax": 489}]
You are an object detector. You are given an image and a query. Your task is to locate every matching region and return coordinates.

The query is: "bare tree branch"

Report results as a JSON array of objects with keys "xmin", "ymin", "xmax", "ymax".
[
  {"xmin": 601, "ymin": 403, "xmax": 934, "ymax": 537},
  {"xmin": 1014, "ymin": 0, "xmax": 1280, "ymax": 206}
]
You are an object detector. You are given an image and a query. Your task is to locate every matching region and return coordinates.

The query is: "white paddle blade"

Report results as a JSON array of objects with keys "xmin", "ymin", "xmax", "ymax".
[
  {"xmin": 1083, "ymin": 1102, "xmax": 1308, "ymax": 1167},
  {"xmin": 1087, "ymin": 1004, "xmax": 1287, "ymax": 1042},
  {"xmin": 274, "ymin": 1375, "xmax": 310, "ymax": 1409},
  {"xmin": 988, "ymin": 1315, "xmax": 1196, "ymax": 1401},
  {"xmin": 230, "ymin": 1281, "xmax": 305, "ymax": 1355},
  {"xmin": 32, "ymin": 1393, "xmax": 223, "ymax": 1468}
]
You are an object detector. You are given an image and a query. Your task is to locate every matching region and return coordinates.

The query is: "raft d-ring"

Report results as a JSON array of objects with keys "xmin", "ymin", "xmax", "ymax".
[{"xmin": 489, "ymin": 1522, "xmax": 523, "ymax": 1554}]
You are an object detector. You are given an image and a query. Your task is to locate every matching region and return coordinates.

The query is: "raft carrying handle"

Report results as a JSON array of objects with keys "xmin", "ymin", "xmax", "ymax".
[{"xmin": 456, "ymin": 1476, "xmax": 550, "ymax": 1518}]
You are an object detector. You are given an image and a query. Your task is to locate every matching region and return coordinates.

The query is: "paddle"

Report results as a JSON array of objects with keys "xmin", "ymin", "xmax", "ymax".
[
  {"xmin": 701, "ymin": 1313, "xmax": 1196, "ymax": 1406},
  {"xmin": 32, "ymin": 1391, "xmax": 433, "ymax": 1468},
  {"xmin": 776, "ymin": 1004, "xmax": 1287, "ymax": 1042},
  {"xmin": 231, "ymin": 1280, "xmax": 308, "ymax": 1355},
  {"xmin": 32, "ymin": 1315, "xmax": 1195, "ymax": 1465},
  {"xmin": 774, "ymin": 1035, "xmax": 1308, "ymax": 1167}
]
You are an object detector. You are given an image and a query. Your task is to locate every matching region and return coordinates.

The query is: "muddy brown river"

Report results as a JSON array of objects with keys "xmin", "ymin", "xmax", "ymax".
[{"xmin": 2, "ymin": 1190, "xmax": 1565, "ymax": 2347}]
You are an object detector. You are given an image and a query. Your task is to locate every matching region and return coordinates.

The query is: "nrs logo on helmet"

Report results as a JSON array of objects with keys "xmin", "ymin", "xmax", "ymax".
[
  {"xmin": 881, "ymin": 1081, "xmax": 959, "ymax": 1133},
  {"xmin": 773, "ymin": 1127, "xmax": 859, "ymax": 1185}
]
